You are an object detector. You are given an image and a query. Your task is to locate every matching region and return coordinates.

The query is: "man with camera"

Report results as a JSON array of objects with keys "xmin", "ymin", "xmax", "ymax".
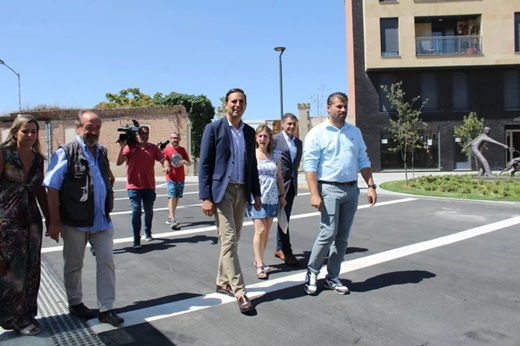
[
  {"xmin": 163, "ymin": 132, "xmax": 191, "ymax": 229},
  {"xmin": 116, "ymin": 124, "xmax": 170, "ymax": 249}
]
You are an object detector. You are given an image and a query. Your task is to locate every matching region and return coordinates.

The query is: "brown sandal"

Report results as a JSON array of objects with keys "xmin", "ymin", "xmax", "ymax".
[{"xmin": 256, "ymin": 266, "xmax": 268, "ymax": 280}]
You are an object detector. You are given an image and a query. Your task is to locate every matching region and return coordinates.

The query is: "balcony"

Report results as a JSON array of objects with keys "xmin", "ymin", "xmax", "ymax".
[{"xmin": 416, "ymin": 35, "xmax": 482, "ymax": 56}]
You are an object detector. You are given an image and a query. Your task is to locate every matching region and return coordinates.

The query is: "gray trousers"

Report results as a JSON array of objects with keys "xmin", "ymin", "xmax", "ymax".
[{"xmin": 62, "ymin": 225, "xmax": 116, "ymax": 312}]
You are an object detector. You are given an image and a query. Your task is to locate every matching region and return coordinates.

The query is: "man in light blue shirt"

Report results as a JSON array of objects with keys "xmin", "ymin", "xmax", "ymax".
[
  {"xmin": 44, "ymin": 110, "xmax": 124, "ymax": 327},
  {"xmin": 303, "ymin": 92, "xmax": 377, "ymax": 295}
]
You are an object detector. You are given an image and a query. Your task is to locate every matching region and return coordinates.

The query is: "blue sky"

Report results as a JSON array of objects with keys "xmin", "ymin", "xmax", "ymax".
[{"xmin": 0, "ymin": 0, "xmax": 347, "ymax": 120}]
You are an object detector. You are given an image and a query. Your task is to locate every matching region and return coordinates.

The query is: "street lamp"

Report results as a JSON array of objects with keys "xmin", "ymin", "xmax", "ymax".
[
  {"xmin": 0, "ymin": 59, "xmax": 22, "ymax": 115},
  {"xmin": 274, "ymin": 46, "xmax": 286, "ymax": 119}
]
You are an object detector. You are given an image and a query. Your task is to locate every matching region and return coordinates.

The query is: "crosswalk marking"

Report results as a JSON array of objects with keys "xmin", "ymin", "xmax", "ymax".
[
  {"xmin": 87, "ymin": 215, "xmax": 520, "ymax": 333},
  {"xmin": 41, "ymin": 198, "xmax": 417, "ymax": 253}
]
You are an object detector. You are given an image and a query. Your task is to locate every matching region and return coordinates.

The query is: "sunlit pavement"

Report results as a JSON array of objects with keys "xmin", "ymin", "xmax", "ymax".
[{"xmin": 2, "ymin": 171, "xmax": 519, "ymax": 345}]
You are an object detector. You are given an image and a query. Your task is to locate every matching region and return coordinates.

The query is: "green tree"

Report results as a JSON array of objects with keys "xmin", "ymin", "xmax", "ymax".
[
  {"xmin": 95, "ymin": 88, "xmax": 215, "ymax": 159},
  {"xmin": 381, "ymin": 81, "xmax": 428, "ymax": 184},
  {"xmin": 453, "ymin": 112, "xmax": 484, "ymax": 170},
  {"xmin": 95, "ymin": 88, "xmax": 163, "ymax": 108},
  {"xmin": 160, "ymin": 92, "xmax": 215, "ymax": 159}
]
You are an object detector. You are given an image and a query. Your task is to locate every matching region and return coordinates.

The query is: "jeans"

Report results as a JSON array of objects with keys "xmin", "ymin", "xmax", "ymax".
[
  {"xmin": 307, "ymin": 183, "xmax": 359, "ymax": 279},
  {"xmin": 127, "ymin": 189, "xmax": 156, "ymax": 244}
]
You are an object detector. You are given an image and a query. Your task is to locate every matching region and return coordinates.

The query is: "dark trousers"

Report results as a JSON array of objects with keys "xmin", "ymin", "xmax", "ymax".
[{"xmin": 276, "ymin": 183, "xmax": 295, "ymax": 255}]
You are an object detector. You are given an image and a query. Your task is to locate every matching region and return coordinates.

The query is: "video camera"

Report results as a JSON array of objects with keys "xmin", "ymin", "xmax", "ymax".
[
  {"xmin": 157, "ymin": 140, "xmax": 170, "ymax": 151},
  {"xmin": 116, "ymin": 119, "xmax": 140, "ymax": 145}
]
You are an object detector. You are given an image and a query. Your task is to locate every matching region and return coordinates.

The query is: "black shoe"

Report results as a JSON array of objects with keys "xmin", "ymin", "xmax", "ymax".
[
  {"xmin": 69, "ymin": 303, "xmax": 96, "ymax": 320},
  {"xmin": 99, "ymin": 310, "xmax": 124, "ymax": 327}
]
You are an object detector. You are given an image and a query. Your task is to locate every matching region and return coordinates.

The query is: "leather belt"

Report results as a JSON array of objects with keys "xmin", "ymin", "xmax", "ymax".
[
  {"xmin": 318, "ymin": 180, "xmax": 357, "ymax": 187},
  {"xmin": 230, "ymin": 183, "xmax": 246, "ymax": 188}
]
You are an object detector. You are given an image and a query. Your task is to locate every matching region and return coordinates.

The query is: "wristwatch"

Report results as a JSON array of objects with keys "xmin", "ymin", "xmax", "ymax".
[{"xmin": 367, "ymin": 184, "xmax": 377, "ymax": 190}]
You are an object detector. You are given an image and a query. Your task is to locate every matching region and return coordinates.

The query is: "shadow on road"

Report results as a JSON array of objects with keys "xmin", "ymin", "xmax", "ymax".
[{"xmin": 345, "ymin": 270, "xmax": 436, "ymax": 292}]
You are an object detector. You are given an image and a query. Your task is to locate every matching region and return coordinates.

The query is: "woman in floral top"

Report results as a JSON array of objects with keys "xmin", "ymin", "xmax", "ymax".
[
  {"xmin": 247, "ymin": 125, "xmax": 286, "ymax": 279},
  {"xmin": 0, "ymin": 114, "xmax": 49, "ymax": 336}
]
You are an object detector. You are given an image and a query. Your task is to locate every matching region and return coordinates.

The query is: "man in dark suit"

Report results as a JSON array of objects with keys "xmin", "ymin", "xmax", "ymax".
[
  {"xmin": 273, "ymin": 113, "xmax": 303, "ymax": 267},
  {"xmin": 198, "ymin": 88, "xmax": 261, "ymax": 314}
]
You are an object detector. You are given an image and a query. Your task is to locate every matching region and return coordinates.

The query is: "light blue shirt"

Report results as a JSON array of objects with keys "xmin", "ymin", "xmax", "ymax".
[
  {"xmin": 43, "ymin": 136, "xmax": 113, "ymax": 232},
  {"xmin": 282, "ymin": 130, "xmax": 297, "ymax": 163},
  {"xmin": 227, "ymin": 118, "xmax": 246, "ymax": 184},
  {"xmin": 303, "ymin": 119, "xmax": 371, "ymax": 182}
]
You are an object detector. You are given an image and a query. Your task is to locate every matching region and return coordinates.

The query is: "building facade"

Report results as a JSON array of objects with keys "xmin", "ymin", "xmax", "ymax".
[
  {"xmin": 346, "ymin": 0, "xmax": 520, "ymax": 171},
  {"xmin": 0, "ymin": 106, "xmax": 188, "ymax": 177}
]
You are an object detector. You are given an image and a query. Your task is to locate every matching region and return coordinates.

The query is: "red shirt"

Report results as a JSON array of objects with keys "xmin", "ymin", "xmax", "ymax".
[
  {"xmin": 122, "ymin": 143, "xmax": 164, "ymax": 189},
  {"xmin": 163, "ymin": 145, "xmax": 190, "ymax": 182}
]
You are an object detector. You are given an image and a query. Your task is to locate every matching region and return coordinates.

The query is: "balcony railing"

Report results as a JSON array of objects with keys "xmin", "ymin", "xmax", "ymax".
[{"xmin": 416, "ymin": 35, "xmax": 482, "ymax": 56}]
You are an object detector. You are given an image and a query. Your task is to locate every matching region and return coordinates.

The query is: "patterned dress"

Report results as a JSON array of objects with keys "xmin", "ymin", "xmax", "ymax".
[
  {"xmin": 0, "ymin": 147, "xmax": 45, "ymax": 330},
  {"xmin": 257, "ymin": 150, "xmax": 281, "ymax": 206},
  {"xmin": 246, "ymin": 150, "xmax": 280, "ymax": 218}
]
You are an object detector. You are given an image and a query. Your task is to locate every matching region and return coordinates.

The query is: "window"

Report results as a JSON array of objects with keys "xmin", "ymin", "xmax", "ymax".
[
  {"xmin": 504, "ymin": 70, "xmax": 520, "ymax": 110},
  {"xmin": 452, "ymin": 72, "xmax": 469, "ymax": 111},
  {"xmin": 421, "ymin": 73, "xmax": 438, "ymax": 111},
  {"xmin": 515, "ymin": 13, "xmax": 520, "ymax": 53},
  {"xmin": 380, "ymin": 18, "xmax": 399, "ymax": 56},
  {"xmin": 378, "ymin": 74, "xmax": 398, "ymax": 112}
]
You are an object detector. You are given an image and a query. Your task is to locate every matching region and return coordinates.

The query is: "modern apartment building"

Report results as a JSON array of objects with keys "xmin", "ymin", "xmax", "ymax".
[{"xmin": 345, "ymin": 0, "xmax": 520, "ymax": 171}]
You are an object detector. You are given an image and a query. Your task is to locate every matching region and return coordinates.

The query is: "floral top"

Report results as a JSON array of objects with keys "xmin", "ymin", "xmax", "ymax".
[{"xmin": 256, "ymin": 150, "xmax": 281, "ymax": 205}]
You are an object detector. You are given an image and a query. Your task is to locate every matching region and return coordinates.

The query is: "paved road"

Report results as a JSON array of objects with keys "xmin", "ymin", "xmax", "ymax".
[{"xmin": 2, "ymin": 172, "xmax": 519, "ymax": 345}]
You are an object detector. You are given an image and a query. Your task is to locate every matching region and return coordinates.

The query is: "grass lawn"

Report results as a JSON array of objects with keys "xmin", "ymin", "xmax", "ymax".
[{"xmin": 381, "ymin": 174, "xmax": 520, "ymax": 202}]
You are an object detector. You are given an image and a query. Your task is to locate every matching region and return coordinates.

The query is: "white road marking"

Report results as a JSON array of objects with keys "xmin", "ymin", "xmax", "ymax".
[
  {"xmin": 41, "ymin": 198, "xmax": 416, "ymax": 253},
  {"xmin": 87, "ymin": 215, "xmax": 520, "ymax": 333}
]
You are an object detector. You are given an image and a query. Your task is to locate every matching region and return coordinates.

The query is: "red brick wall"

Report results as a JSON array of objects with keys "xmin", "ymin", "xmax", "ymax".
[{"xmin": 0, "ymin": 106, "xmax": 190, "ymax": 177}]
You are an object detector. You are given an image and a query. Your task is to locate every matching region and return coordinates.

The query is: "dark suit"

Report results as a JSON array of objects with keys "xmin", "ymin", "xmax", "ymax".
[
  {"xmin": 198, "ymin": 117, "xmax": 261, "ymax": 297},
  {"xmin": 273, "ymin": 132, "xmax": 302, "ymax": 255}
]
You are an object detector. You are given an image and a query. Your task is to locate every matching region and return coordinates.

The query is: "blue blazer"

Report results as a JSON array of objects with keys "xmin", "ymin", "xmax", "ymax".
[{"xmin": 198, "ymin": 117, "xmax": 261, "ymax": 204}]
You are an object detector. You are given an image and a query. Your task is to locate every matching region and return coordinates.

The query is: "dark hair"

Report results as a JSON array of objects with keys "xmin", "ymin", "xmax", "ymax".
[
  {"xmin": 327, "ymin": 92, "xmax": 349, "ymax": 105},
  {"xmin": 282, "ymin": 113, "xmax": 298, "ymax": 122},
  {"xmin": 1, "ymin": 114, "xmax": 45, "ymax": 158},
  {"xmin": 225, "ymin": 88, "xmax": 247, "ymax": 103},
  {"xmin": 255, "ymin": 124, "xmax": 274, "ymax": 154}
]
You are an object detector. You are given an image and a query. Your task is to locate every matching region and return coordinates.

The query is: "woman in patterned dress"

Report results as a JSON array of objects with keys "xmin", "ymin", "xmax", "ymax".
[
  {"xmin": 247, "ymin": 125, "xmax": 286, "ymax": 279},
  {"xmin": 0, "ymin": 114, "xmax": 49, "ymax": 336}
]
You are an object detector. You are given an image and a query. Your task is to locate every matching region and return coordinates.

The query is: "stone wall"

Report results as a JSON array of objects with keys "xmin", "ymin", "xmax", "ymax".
[{"xmin": 0, "ymin": 106, "xmax": 189, "ymax": 177}]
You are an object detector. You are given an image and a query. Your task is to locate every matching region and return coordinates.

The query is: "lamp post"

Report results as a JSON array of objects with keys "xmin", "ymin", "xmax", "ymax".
[
  {"xmin": 274, "ymin": 46, "xmax": 286, "ymax": 119},
  {"xmin": 0, "ymin": 59, "xmax": 22, "ymax": 115}
]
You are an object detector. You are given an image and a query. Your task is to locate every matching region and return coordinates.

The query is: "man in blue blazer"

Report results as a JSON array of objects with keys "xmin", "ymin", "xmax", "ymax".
[
  {"xmin": 198, "ymin": 88, "xmax": 261, "ymax": 313},
  {"xmin": 273, "ymin": 113, "xmax": 303, "ymax": 267}
]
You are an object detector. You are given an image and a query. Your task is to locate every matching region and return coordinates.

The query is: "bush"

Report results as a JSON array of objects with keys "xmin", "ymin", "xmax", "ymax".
[{"xmin": 381, "ymin": 174, "xmax": 520, "ymax": 202}]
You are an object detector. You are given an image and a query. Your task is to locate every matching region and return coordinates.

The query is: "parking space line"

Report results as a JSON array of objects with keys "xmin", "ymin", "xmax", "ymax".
[{"xmin": 87, "ymin": 215, "xmax": 520, "ymax": 333}]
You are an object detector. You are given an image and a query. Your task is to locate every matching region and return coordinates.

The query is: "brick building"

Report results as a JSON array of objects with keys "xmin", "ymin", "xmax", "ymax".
[
  {"xmin": 0, "ymin": 106, "xmax": 188, "ymax": 177},
  {"xmin": 345, "ymin": 0, "xmax": 520, "ymax": 172}
]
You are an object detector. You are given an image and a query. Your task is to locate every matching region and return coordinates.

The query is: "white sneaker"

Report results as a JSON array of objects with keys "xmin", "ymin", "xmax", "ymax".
[
  {"xmin": 145, "ymin": 236, "xmax": 154, "ymax": 242},
  {"xmin": 165, "ymin": 219, "xmax": 172, "ymax": 225},
  {"xmin": 304, "ymin": 270, "xmax": 318, "ymax": 295},
  {"xmin": 324, "ymin": 277, "xmax": 350, "ymax": 295},
  {"xmin": 171, "ymin": 220, "xmax": 180, "ymax": 229}
]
